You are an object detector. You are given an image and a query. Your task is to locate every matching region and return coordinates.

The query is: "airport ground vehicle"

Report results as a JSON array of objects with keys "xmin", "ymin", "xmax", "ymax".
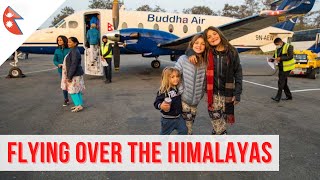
[{"xmin": 291, "ymin": 50, "xmax": 320, "ymax": 79}]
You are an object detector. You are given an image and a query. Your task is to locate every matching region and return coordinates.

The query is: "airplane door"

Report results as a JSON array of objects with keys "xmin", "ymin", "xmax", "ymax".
[{"xmin": 84, "ymin": 13, "xmax": 104, "ymax": 76}]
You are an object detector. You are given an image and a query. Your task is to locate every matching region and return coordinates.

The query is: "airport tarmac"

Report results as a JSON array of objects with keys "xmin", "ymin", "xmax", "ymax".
[{"xmin": 0, "ymin": 54, "xmax": 319, "ymax": 179}]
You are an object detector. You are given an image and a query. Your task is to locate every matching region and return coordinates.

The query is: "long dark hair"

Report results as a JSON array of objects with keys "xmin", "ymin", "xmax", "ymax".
[
  {"xmin": 188, "ymin": 34, "xmax": 207, "ymax": 67},
  {"xmin": 68, "ymin": 37, "xmax": 79, "ymax": 47},
  {"xmin": 56, "ymin": 35, "xmax": 68, "ymax": 48},
  {"xmin": 203, "ymin": 26, "xmax": 237, "ymax": 55}
]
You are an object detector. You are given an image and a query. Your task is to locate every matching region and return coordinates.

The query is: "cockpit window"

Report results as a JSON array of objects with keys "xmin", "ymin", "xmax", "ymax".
[
  {"xmin": 55, "ymin": 19, "xmax": 66, "ymax": 28},
  {"xmin": 61, "ymin": 22, "xmax": 66, "ymax": 28},
  {"xmin": 68, "ymin": 21, "xmax": 78, "ymax": 28}
]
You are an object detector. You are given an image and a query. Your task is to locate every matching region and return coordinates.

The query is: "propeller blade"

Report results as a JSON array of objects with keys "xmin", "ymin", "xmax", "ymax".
[
  {"xmin": 112, "ymin": 0, "xmax": 119, "ymax": 30},
  {"xmin": 113, "ymin": 42, "xmax": 120, "ymax": 71}
]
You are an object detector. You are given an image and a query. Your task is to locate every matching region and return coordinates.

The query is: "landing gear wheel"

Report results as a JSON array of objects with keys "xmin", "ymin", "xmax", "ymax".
[
  {"xmin": 151, "ymin": 60, "xmax": 160, "ymax": 69},
  {"xmin": 7, "ymin": 67, "xmax": 25, "ymax": 78},
  {"xmin": 308, "ymin": 69, "xmax": 317, "ymax": 79}
]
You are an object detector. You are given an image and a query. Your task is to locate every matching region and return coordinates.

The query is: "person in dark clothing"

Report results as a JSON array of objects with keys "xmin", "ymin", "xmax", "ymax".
[
  {"xmin": 186, "ymin": 26, "xmax": 243, "ymax": 135},
  {"xmin": 154, "ymin": 67, "xmax": 187, "ymax": 135},
  {"xmin": 101, "ymin": 36, "xmax": 113, "ymax": 83},
  {"xmin": 269, "ymin": 38, "xmax": 294, "ymax": 102},
  {"xmin": 61, "ymin": 37, "xmax": 85, "ymax": 112}
]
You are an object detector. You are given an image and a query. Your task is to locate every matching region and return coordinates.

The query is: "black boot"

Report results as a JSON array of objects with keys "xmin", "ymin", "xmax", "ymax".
[
  {"xmin": 282, "ymin": 96, "xmax": 292, "ymax": 100},
  {"xmin": 211, "ymin": 129, "xmax": 216, "ymax": 135},
  {"xmin": 271, "ymin": 96, "xmax": 280, "ymax": 102}
]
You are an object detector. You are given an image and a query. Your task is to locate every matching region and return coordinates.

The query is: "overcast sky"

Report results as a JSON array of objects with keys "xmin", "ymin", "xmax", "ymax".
[{"xmin": 41, "ymin": 0, "xmax": 320, "ymax": 28}]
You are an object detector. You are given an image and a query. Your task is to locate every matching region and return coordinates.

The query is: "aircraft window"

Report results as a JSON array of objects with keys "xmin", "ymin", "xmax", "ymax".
[
  {"xmin": 122, "ymin": 22, "xmax": 128, "ymax": 29},
  {"xmin": 55, "ymin": 19, "xmax": 66, "ymax": 28},
  {"xmin": 138, "ymin": 23, "xmax": 144, "ymax": 29},
  {"xmin": 183, "ymin": 25, "xmax": 188, "ymax": 33},
  {"xmin": 154, "ymin": 24, "xmax": 159, "ymax": 30},
  {"xmin": 68, "ymin": 21, "xmax": 78, "ymax": 28},
  {"xmin": 197, "ymin": 26, "xmax": 201, "ymax": 32},
  {"xmin": 294, "ymin": 54, "xmax": 307, "ymax": 60},
  {"xmin": 60, "ymin": 22, "xmax": 66, "ymax": 28},
  {"xmin": 168, "ymin": 24, "xmax": 174, "ymax": 33}
]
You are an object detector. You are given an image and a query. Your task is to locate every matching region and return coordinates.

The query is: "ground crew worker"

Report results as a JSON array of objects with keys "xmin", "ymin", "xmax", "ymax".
[
  {"xmin": 101, "ymin": 35, "xmax": 113, "ymax": 83},
  {"xmin": 270, "ymin": 38, "xmax": 295, "ymax": 102}
]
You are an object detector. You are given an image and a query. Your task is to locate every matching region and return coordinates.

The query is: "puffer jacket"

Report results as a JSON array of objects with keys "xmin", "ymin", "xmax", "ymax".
[
  {"xmin": 186, "ymin": 48, "xmax": 243, "ymax": 102},
  {"xmin": 175, "ymin": 55, "xmax": 206, "ymax": 106}
]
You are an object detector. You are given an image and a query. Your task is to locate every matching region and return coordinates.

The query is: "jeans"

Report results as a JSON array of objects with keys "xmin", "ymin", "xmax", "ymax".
[{"xmin": 160, "ymin": 116, "xmax": 188, "ymax": 135}]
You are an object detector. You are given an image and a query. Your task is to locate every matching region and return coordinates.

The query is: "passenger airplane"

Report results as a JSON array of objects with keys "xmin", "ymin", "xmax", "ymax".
[
  {"xmin": 291, "ymin": 28, "xmax": 320, "ymax": 53},
  {"xmin": 9, "ymin": 0, "xmax": 315, "ymax": 77}
]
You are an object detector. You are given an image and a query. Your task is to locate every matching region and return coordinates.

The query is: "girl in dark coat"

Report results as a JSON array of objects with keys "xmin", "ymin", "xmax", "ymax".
[{"xmin": 187, "ymin": 26, "xmax": 243, "ymax": 135}]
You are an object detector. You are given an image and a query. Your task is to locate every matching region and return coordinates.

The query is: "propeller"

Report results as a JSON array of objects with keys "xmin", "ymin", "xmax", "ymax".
[{"xmin": 112, "ymin": 0, "xmax": 120, "ymax": 71}]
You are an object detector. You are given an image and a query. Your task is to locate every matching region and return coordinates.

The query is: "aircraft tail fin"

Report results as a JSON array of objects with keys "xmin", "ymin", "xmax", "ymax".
[
  {"xmin": 269, "ymin": 0, "xmax": 283, "ymax": 10},
  {"xmin": 273, "ymin": 17, "xmax": 298, "ymax": 31},
  {"xmin": 276, "ymin": 0, "xmax": 315, "ymax": 14},
  {"xmin": 270, "ymin": 0, "xmax": 315, "ymax": 31}
]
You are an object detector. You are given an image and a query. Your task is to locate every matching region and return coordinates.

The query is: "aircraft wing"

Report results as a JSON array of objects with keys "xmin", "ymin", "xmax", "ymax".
[{"xmin": 158, "ymin": 0, "xmax": 315, "ymax": 51}]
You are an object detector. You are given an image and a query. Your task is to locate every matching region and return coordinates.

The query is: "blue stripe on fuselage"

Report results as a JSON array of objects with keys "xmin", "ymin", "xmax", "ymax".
[
  {"xmin": 18, "ymin": 45, "xmax": 256, "ymax": 56},
  {"xmin": 18, "ymin": 46, "xmax": 85, "ymax": 54}
]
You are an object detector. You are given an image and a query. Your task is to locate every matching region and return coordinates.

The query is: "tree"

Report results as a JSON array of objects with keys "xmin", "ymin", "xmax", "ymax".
[
  {"xmin": 136, "ymin": 5, "xmax": 166, "ymax": 12},
  {"xmin": 261, "ymin": 0, "xmax": 276, "ymax": 10},
  {"xmin": 136, "ymin": 5, "xmax": 153, "ymax": 11},
  {"xmin": 294, "ymin": 10, "xmax": 320, "ymax": 30},
  {"xmin": 51, "ymin": 6, "xmax": 74, "ymax": 26},
  {"xmin": 221, "ymin": 4, "xmax": 241, "ymax": 18},
  {"xmin": 244, "ymin": 0, "xmax": 260, "ymax": 16},
  {"xmin": 182, "ymin": 6, "xmax": 216, "ymax": 15},
  {"xmin": 221, "ymin": 0, "xmax": 261, "ymax": 19},
  {"xmin": 88, "ymin": 0, "xmax": 123, "ymax": 9},
  {"xmin": 153, "ymin": 5, "xmax": 166, "ymax": 12},
  {"xmin": 313, "ymin": 11, "xmax": 320, "ymax": 28}
]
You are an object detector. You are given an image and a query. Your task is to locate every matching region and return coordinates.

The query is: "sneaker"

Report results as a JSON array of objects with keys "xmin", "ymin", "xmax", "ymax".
[{"xmin": 62, "ymin": 100, "xmax": 69, "ymax": 107}]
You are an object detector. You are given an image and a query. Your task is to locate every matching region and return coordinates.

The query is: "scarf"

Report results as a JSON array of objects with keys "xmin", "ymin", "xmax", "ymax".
[{"xmin": 206, "ymin": 49, "xmax": 235, "ymax": 124}]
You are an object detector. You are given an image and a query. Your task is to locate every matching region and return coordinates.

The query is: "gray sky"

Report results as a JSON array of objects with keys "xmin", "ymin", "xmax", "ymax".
[{"xmin": 41, "ymin": 0, "xmax": 320, "ymax": 28}]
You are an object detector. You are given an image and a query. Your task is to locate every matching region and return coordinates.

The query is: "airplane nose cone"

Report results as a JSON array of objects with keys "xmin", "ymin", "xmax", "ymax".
[{"xmin": 104, "ymin": 30, "xmax": 120, "ymax": 42}]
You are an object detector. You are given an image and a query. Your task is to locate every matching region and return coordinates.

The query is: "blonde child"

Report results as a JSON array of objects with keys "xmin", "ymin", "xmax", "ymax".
[{"xmin": 153, "ymin": 67, "xmax": 188, "ymax": 135}]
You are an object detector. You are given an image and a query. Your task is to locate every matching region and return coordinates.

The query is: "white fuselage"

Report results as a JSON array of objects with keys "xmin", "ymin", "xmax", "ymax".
[{"xmin": 23, "ymin": 9, "xmax": 294, "ymax": 52}]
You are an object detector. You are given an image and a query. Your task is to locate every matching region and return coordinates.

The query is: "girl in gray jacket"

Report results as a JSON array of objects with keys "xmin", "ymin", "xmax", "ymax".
[{"xmin": 175, "ymin": 34, "xmax": 207, "ymax": 135}]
